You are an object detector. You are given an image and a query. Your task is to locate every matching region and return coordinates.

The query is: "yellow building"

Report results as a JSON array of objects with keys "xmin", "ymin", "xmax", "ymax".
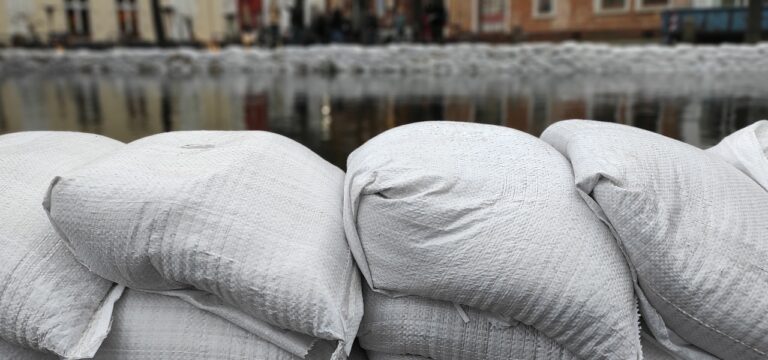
[
  {"xmin": 0, "ymin": 0, "xmax": 327, "ymax": 46},
  {"xmin": 0, "ymin": 0, "xmax": 246, "ymax": 46}
]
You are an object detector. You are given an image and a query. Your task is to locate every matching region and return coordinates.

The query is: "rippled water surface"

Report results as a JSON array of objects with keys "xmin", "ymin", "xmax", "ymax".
[{"xmin": 1, "ymin": 72, "xmax": 767, "ymax": 168}]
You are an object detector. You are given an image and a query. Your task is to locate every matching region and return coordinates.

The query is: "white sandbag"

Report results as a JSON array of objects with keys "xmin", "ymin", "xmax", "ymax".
[
  {"xmin": 0, "ymin": 132, "xmax": 124, "ymax": 358},
  {"xmin": 708, "ymin": 120, "xmax": 768, "ymax": 190},
  {"xmin": 641, "ymin": 333, "xmax": 677, "ymax": 360},
  {"xmin": 0, "ymin": 339, "xmax": 57, "ymax": 360},
  {"xmin": 363, "ymin": 335, "xmax": 675, "ymax": 360},
  {"xmin": 541, "ymin": 120, "xmax": 768, "ymax": 360},
  {"xmin": 359, "ymin": 287, "xmax": 577, "ymax": 360},
  {"xmin": 45, "ymin": 131, "xmax": 363, "ymax": 358},
  {"xmin": 344, "ymin": 122, "xmax": 640, "ymax": 360},
  {"xmin": 94, "ymin": 290, "xmax": 313, "ymax": 360},
  {"xmin": 367, "ymin": 353, "xmax": 425, "ymax": 360}
]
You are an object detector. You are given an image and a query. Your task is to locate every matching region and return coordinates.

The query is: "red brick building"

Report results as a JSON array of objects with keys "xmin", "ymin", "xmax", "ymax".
[{"xmin": 445, "ymin": 0, "xmax": 692, "ymax": 41}]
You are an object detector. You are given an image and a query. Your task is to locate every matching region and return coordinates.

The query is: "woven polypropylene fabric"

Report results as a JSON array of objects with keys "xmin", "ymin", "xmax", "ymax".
[
  {"xmin": 45, "ymin": 131, "xmax": 363, "ymax": 357},
  {"xmin": 708, "ymin": 120, "xmax": 768, "ymax": 191},
  {"xmin": 640, "ymin": 333, "xmax": 677, "ymax": 360},
  {"xmin": 344, "ymin": 122, "xmax": 640, "ymax": 360},
  {"xmin": 541, "ymin": 120, "xmax": 768, "ymax": 360},
  {"xmin": 367, "ymin": 352, "xmax": 426, "ymax": 360},
  {"xmin": 0, "ymin": 339, "xmax": 56, "ymax": 360},
  {"xmin": 94, "ymin": 290, "xmax": 302, "ymax": 360},
  {"xmin": 359, "ymin": 287, "xmax": 577, "ymax": 360},
  {"xmin": 363, "ymin": 335, "xmax": 676, "ymax": 360},
  {"xmin": 0, "ymin": 132, "xmax": 123, "ymax": 358}
]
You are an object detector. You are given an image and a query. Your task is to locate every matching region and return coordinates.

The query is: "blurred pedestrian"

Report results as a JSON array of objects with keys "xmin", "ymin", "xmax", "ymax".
[
  {"xmin": 310, "ymin": 6, "xmax": 329, "ymax": 44},
  {"xmin": 425, "ymin": 0, "xmax": 447, "ymax": 44},
  {"xmin": 666, "ymin": 13, "xmax": 680, "ymax": 45},
  {"xmin": 362, "ymin": 11, "xmax": 379, "ymax": 45},
  {"xmin": 267, "ymin": 1, "xmax": 281, "ymax": 47},
  {"xmin": 331, "ymin": 8, "xmax": 345, "ymax": 43},
  {"xmin": 290, "ymin": 5, "xmax": 305, "ymax": 44},
  {"xmin": 393, "ymin": 6, "xmax": 407, "ymax": 42}
]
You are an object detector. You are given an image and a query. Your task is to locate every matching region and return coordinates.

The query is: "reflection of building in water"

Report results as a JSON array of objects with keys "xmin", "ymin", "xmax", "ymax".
[
  {"xmin": 527, "ymin": 92, "xmax": 550, "ymax": 134},
  {"xmin": 123, "ymin": 80, "xmax": 149, "ymax": 129},
  {"xmin": 504, "ymin": 96, "xmax": 530, "ymax": 133},
  {"xmin": 0, "ymin": 89, "xmax": 5, "ymax": 131},
  {"xmin": 632, "ymin": 97, "xmax": 663, "ymax": 132},
  {"xmin": 72, "ymin": 78, "xmax": 101, "ymax": 132},
  {"xmin": 244, "ymin": 88, "xmax": 268, "ymax": 130},
  {"xmin": 443, "ymin": 96, "xmax": 474, "ymax": 122},
  {"xmin": 327, "ymin": 97, "xmax": 388, "ymax": 167},
  {"xmin": 0, "ymin": 74, "xmax": 766, "ymax": 167},
  {"xmin": 474, "ymin": 96, "xmax": 504, "ymax": 125}
]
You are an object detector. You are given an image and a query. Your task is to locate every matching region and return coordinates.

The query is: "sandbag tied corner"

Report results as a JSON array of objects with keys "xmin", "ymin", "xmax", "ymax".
[
  {"xmin": 43, "ymin": 130, "xmax": 364, "ymax": 359},
  {"xmin": 541, "ymin": 120, "xmax": 768, "ymax": 360},
  {"xmin": 344, "ymin": 121, "xmax": 641, "ymax": 360},
  {"xmin": 708, "ymin": 119, "xmax": 768, "ymax": 191},
  {"xmin": 0, "ymin": 131, "xmax": 124, "ymax": 359}
]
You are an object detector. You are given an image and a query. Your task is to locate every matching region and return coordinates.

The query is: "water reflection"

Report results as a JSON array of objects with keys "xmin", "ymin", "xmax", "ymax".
[{"xmin": 1, "ymin": 73, "xmax": 767, "ymax": 168}]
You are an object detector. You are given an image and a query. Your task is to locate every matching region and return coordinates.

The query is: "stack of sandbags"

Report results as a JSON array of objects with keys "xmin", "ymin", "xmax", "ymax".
[
  {"xmin": 541, "ymin": 120, "xmax": 768, "ymax": 360},
  {"xmin": 0, "ymin": 288, "xmax": 315, "ymax": 360},
  {"xmin": 359, "ymin": 287, "xmax": 578, "ymax": 359},
  {"xmin": 0, "ymin": 132, "xmax": 124, "ymax": 359},
  {"xmin": 709, "ymin": 120, "xmax": 768, "ymax": 190},
  {"xmin": 93, "ymin": 290, "xmax": 322, "ymax": 360},
  {"xmin": 44, "ymin": 131, "xmax": 363, "ymax": 359},
  {"xmin": 359, "ymin": 287, "xmax": 677, "ymax": 360},
  {"xmin": 344, "ymin": 122, "xmax": 641, "ymax": 359}
]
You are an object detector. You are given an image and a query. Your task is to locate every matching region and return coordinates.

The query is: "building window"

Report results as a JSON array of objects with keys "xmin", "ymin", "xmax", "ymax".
[
  {"xmin": 534, "ymin": 0, "xmax": 556, "ymax": 18},
  {"xmin": 637, "ymin": 0, "xmax": 670, "ymax": 10},
  {"xmin": 65, "ymin": 0, "xmax": 90, "ymax": 36},
  {"xmin": 477, "ymin": 0, "xmax": 508, "ymax": 33},
  {"xmin": 116, "ymin": 0, "xmax": 139, "ymax": 39},
  {"xmin": 594, "ymin": 0, "xmax": 630, "ymax": 13}
]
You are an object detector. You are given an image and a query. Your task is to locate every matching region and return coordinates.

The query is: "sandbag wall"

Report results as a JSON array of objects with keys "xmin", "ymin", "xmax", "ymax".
[
  {"xmin": 346, "ymin": 120, "xmax": 768, "ymax": 360},
  {"xmin": 0, "ymin": 131, "xmax": 363, "ymax": 360},
  {"xmin": 0, "ymin": 120, "xmax": 766, "ymax": 360}
]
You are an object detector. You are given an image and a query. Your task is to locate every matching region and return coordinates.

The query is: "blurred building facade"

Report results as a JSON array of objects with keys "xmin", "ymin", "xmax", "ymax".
[
  {"xmin": 0, "ymin": 0, "xmax": 326, "ymax": 46},
  {"xmin": 444, "ymin": 0, "xmax": 695, "ymax": 41},
  {"xmin": 0, "ymin": 0, "xmax": 762, "ymax": 46}
]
